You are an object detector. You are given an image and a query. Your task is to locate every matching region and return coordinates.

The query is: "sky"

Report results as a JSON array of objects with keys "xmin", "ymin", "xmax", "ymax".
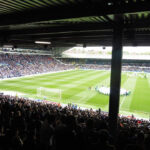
[
  {"xmin": 64, "ymin": 47, "xmax": 150, "ymax": 59},
  {"xmin": 68, "ymin": 46, "xmax": 150, "ymax": 53}
]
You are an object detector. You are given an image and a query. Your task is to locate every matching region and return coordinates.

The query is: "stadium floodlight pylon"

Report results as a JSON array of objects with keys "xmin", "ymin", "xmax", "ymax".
[{"xmin": 37, "ymin": 87, "xmax": 61, "ymax": 101}]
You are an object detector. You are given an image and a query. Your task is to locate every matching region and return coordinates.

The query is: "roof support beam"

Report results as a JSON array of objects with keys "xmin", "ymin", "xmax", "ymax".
[
  {"xmin": 0, "ymin": 1, "xmax": 149, "ymax": 26},
  {"xmin": 109, "ymin": 15, "xmax": 123, "ymax": 137}
]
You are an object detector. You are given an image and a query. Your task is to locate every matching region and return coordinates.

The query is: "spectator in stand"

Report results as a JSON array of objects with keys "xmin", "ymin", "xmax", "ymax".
[
  {"xmin": 0, "ymin": 94, "xmax": 150, "ymax": 150},
  {"xmin": 0, "ymin": 53, "xmax": 150, "ymax": 79},
  {"xmin": 0, "ymin": 53, "xmax": 75, "ymax": 79}
]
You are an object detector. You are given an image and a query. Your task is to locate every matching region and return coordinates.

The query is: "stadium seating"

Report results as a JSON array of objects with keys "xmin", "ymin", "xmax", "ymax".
[
  {"xmin": 0, "ymin": 94, "xmax": 150, "ymax": 150},
  {"xmin": 59, "ymin": 58, "xmax": 150, "ymax": 73},
  {"xmin": 0, "ymin": 53, "xmax": 75, "ymax": 79},
  {"xmin": 0, "ymin": 53, "xmax": 150, "ymax": 79}
]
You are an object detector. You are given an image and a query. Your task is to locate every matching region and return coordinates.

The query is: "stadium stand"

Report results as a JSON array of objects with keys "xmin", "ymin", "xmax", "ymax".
[
  {"xmin": 77, "ymin": 64, "xmax": 150, "ymax": 72},
  {"xmin": 0, "ymin": 53, "xmax": 75, "ymax": 79},
  {"xmin": 0, "ymin": 53, "xmax": 150, "ymax": 80},
  {"xmin": 0, "ymin": 94, "xmax": 150, "ymax": 150},
  {"xmin": 58, "ymin": 58, "xmax": 150, "ymax": 73}
]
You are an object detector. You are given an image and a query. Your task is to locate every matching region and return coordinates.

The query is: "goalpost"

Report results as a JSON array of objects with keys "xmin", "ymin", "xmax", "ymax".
[{"xmin": 37, "ymin": 87, "xmax": 61, "ymax": 100}]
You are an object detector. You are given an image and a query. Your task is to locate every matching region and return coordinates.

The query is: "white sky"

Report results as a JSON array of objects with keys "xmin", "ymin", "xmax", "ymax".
[
  {"xmin": 69, "ymin": 46, "xmax": 150, "ymax": 53},
  {"xmin": 64, "ymin": 47, "xmax": 150, "ymax": 59}
]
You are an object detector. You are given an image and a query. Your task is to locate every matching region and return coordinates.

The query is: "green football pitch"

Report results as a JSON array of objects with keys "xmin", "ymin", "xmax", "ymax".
[{"xmin": 0, "ymin": 69, "xmax": 150, "ymax": 119}]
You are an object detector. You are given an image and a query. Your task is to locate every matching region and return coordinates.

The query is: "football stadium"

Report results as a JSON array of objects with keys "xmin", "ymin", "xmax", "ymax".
[
  {"xmin": 0, "ymin": 65, "xmax": 150, "ymax": 119},
  {"xmin": 1, "ymin": 1, "xmax": 150, "ymax": 150}
]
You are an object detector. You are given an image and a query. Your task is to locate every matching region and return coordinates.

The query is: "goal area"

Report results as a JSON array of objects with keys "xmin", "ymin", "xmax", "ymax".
[{"xmin": 37, "ymin": 87, "xmax": 61, "ymax": 100}]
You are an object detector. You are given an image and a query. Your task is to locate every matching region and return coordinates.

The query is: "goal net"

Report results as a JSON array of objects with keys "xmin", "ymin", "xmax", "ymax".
[{"xmin": 37, "ymin": 87, "xmax": 61, "ymax": 100}]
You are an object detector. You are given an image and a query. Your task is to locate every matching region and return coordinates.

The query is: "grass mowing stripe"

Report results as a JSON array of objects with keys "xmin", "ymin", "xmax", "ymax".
[
  {"xmin": 0, "ymin": 70, "xmax": 75, "ymax": 81},
  {"xmin": 63, "ymin": 71, "xmax": 109, "ymax": 97},
  {"xmin": 63, "ymin": 72, "xmax": 110, "ymax": 109},
  {"xmin": 119, "ymin": 75, "xmax": 137, "ymax": 110},
  {"xmin": 131, "ymin": 76, "xmax": 150, "ymax": 113},
  {"xmin": 0, "ymin": 70, "xmax": 150, "ymax": 119},
  {"xmin": 68, "ymin": 74, "xmax": 110, "ymax": 103},
  {"xmin": 2, "ymin": 70, "xmax": 96, "ymax": 88},
  {"xmin": 0, "ymin": 70, "xmax": 108, "ymax": 101},
  {"xmin": 39, "ymin": 70, "xmax": 106, "ymax": 91},
  {"xmin": 17, "ymin": 70, "xmax": 102, "ymax": 85},
  {"xmin": 81, "ymin": 74, "xmax": 110, "ymax": 110},
  {"xmin": 99, "ymin": 73, "xmax": 128, "ymax": 111}
]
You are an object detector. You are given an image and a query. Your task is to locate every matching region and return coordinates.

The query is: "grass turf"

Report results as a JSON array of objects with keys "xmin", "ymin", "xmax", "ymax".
[{"xmin": 0, "ymin": 69, "xmax": 150, "ymax": 119}]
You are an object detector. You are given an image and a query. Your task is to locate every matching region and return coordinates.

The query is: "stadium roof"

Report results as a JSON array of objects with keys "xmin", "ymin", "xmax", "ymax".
[{"xmin": 0, "ymin": 0, "xmax": 150, "ymax": 48}]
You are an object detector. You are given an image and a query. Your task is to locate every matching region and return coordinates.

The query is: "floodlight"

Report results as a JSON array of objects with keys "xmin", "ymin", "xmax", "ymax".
[
  {"xmin": 35, "ymin": 41, "xmax": 51, "ymax": 44},
  {"xmin": 3, "ymin": 45, "xmax": 14, "ymax": 48}
]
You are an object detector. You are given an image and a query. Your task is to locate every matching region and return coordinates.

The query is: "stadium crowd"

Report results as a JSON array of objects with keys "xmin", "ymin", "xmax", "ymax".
[
  {"xmin": 60, "ymin": 58, "xmax": 150, "ymax": 72},
  {"xmin": 73, "ymin": 63, "xmax": 150, "ymax": 72},
  {"xmin": 0, "ymin": 53, "xmax": 150, "ymax": 79},
  {"xmin": 0, "ymin": 94, "xmax": 150, "ymax": 150},
  {"xmin": 0, "ymin": 53, "xmax": 75, "ymax": 79}
]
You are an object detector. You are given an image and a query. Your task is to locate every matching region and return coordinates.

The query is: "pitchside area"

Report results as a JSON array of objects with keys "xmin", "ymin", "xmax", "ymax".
[{"xmin": 0, "ymin": 69, "xmax": 150, "ymax": 119}]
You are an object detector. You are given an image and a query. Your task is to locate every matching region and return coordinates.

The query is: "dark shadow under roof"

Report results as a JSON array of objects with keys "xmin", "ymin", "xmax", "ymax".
[{"xmin": 0, "ymin": 0, "xmax": 149, "ymax": 49}]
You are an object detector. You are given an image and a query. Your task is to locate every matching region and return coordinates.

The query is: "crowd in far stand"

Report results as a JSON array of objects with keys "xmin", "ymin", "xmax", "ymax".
[
  {"xmin": 0, "ymin": 95, "xmax": 150, "ymax": 150},
  {"xmin": 60, "ymin": 59, "xmax": 150, "ymax": 73},
  {"xmin": 1, "ymin": 53, "xmax": 150, "ymax": 79},
  {"xmin": 0, "ymin": 54, "xmax": 75, "ymax": 79},
  {"xmin": 77, "ymin": 64, "xmax": 110, "ymax": 70},
  {"xmin": 73, "ymin": 64, "xmax": 150, "ymax": 72}
]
